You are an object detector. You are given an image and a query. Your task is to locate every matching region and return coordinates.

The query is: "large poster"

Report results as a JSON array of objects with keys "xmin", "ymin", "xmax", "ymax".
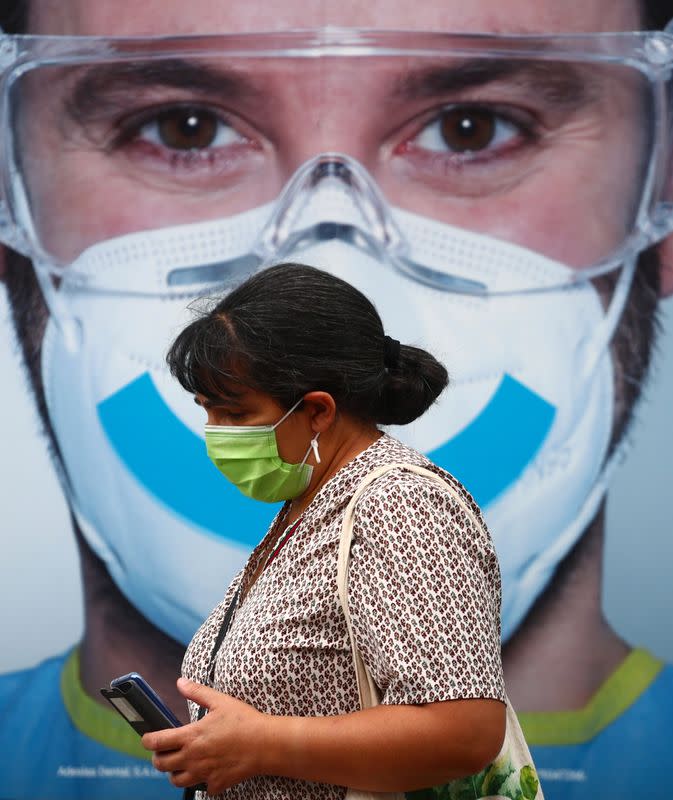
[{"xmin": 1, "ymin": 3, "xmax": 672, "ymax": 799}]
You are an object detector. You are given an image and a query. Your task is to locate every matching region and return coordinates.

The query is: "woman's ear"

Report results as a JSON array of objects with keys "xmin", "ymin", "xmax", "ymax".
[
  {"xmin": 656, "ymin": 234, "xmax": 673, "ymax": 297},
  {"xmin": 302, "ymin": 391, "xmax": 337, "ymax": 433}
]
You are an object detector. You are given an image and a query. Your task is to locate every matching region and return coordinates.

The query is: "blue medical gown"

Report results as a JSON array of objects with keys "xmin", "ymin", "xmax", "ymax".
[
  {"xmin": 523, "ymin": 649, "xmax": 673, "ymax": 800},
  {"xmin": 0, "ymin": 648, "xmax": 670, "ymax": 799},
  {"xmin": 0, "ymin": 650, "xmax": 178, "ymax": 800}
]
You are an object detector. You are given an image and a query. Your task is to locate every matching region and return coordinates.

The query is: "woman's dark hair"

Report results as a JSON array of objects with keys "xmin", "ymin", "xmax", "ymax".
[{"xmin": 167, "ymin": 263, "xmax": 449, "ymax": 426}]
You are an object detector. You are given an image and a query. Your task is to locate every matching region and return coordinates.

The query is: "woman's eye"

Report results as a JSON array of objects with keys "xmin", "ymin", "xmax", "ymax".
[
  {"xmin": 137, "ymin": 107, "xmax": 243, "ymax": 151},
  {"xmin": 413, "ymin": 106, "xmax": 522, "ymax": 155},
  {"xmin": 219, "ymin": 409, "xmax": 246, "ymax": 423}
]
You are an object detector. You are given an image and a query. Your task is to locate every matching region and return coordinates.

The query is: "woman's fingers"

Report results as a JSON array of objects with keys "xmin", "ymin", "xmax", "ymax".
[
  {"xmin": 142, "ymin": 726, "xmax": 187, "ymax": 753},
  {"xmin": 177, "ymin": 677, "xmax": 222, "ymax": 709},
  {"xmin": 167, "ymin": 770, "xmax": 199, "ymax": 789},
  {"xmin": 152, "ymin": 749, "xmax": 187, "ymax": 773}
]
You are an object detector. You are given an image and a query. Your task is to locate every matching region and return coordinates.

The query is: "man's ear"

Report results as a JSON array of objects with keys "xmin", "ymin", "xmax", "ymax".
[{"xmin": 656, "ymin": 235, "xmax": 673, "ymax": 297}]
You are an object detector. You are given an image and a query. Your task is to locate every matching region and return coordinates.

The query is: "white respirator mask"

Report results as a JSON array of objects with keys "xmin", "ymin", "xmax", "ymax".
[{"xmin": 37, "ymin": 154, "xmax": 632, "ymax": 644}]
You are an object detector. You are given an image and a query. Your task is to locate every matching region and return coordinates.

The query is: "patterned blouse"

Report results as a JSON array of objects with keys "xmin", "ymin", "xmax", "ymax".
[{"xmin": 182, "ymin": 433, "xmax": 506, "ymax": 799}]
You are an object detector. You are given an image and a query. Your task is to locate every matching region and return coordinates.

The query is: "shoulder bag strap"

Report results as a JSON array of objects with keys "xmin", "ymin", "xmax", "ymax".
[
  {"xmin": 337, "ymin": 463, "xmax": 464, "ymax": 800},
  {"xmin": 337, "ymin": 461, "xmax": 473, "ymax": 713}
]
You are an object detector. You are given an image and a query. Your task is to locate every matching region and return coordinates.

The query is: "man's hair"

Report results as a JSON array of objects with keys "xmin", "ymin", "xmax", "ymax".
[
  {"xmin": 0, "ymin": 1, "xmax": 672, "ymax": 33},
  {"xmin": 0, "ymin": 2, "xmax": 27, "ymax": 33},
  {"xmin": 646, "ymin": 2, "xmax": 673, "ymax": 27}
]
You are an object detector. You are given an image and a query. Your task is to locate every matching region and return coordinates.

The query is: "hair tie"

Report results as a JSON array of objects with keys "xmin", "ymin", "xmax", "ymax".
[{"xmin": 383, "ymin": 335, "xmax": 401, "ymax": 368}]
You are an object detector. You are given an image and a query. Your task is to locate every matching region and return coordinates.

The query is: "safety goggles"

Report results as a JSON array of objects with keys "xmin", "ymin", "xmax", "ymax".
[{"xmin": 1, "ymin": 28, "xmax": 672, "ymax": 295}]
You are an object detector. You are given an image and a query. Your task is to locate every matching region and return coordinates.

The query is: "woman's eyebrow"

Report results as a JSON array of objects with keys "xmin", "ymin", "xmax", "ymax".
[
  {"xmin": 195, "ymin": 396, "xmax": 223, "ymax": 410},
  {"xmin": 395, "ymin": 58, "xmax": 595, "ymax": 108},
  {"xmin": 194, "ymin": 395, "xmax": 244, "ymax": 410}
]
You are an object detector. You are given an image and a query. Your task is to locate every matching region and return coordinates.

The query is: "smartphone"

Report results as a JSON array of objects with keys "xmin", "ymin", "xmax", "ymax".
[{"xmin": 100, "ymin": 672, "xmax": 182, "ymax": 735}]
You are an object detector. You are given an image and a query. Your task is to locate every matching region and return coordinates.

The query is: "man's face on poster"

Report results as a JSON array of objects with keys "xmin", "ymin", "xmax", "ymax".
[{"xmin": 1, "ymin": 0, "xmax": 671, "ymax": 645}]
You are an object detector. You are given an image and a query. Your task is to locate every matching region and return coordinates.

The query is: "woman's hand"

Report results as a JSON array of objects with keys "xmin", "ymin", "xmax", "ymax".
[{"xmin": 142, "ymin": 678, "xmax": 267, "ymax": 794}]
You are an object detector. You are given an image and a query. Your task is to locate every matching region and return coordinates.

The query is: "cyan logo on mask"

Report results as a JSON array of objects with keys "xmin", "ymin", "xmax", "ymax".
[
  {"xmin": 430, "ymin": 374, "xmax": 556, "ymax": 507},
  {"xmin": 97, "ymin": 373, "xmax": 277, "ymax": 546},
  {"xmin": 97, "ymin": 371, "xmax": 556, "ymax": 543}
]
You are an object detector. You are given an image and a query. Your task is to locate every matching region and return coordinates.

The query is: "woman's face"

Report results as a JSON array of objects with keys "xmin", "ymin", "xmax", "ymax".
[{"xmin": 195, "ymin": 385, "xmax": 315, "ymax": 467}]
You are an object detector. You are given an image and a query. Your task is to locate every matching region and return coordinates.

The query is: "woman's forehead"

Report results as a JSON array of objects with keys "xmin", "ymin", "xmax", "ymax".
[{"xmin": 30, "ymin": 0, "xmax": 643, "ymax": 37}]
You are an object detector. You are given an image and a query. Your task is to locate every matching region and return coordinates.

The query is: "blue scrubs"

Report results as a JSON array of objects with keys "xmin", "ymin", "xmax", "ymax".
[
  {"xmin": 0, "ymin": 648, "xmax": 670, "ymax": 799},
  {"xmin": 0, "ymin": 650, "xmax": 178, "ymax": 800},
  {"xmin": 522, "ymin": 650, "xmax": 673, "ymax": 800}
]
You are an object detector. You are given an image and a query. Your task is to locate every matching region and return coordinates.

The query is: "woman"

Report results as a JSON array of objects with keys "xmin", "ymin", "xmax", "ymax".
[{"xmin": 143, "ymin": 263, "xmax": 510, "ymax": 799}]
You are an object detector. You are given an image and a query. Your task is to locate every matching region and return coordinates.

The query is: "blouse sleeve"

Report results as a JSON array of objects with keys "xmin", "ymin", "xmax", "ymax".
[{"xmin": 347, "ymin": 469, "xmax": 506, "ymax": 706}]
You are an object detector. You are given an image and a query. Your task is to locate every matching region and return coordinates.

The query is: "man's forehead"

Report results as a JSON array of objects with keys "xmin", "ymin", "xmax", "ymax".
[{"xmin": 30, "ymin": 0, "xmax": 643, "ymax": 37}]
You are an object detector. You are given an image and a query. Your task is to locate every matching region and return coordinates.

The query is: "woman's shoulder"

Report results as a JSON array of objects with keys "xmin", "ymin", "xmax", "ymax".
[
  {"xmin": 358, "ymin": 434, "xmax": 488, "ymax": 536},
  {"xmin": 364, "ymin": 435, "xmax": 484, "ymax": 520}
]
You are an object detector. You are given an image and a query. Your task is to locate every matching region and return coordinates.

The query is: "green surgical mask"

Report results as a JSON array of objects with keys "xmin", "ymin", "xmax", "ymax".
[{"xmin": 204, "ymin": 398, "xmax": 321, "ymax": 503}]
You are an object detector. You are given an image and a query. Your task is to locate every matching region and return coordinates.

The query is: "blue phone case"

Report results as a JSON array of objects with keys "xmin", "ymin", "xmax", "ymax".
[{"xmin": 100, "ymin": 672, "xmax": 182, "ymax": 733}]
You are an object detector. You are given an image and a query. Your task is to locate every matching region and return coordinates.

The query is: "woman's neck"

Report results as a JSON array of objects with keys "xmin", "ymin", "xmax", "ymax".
[{"xmin": 285, "ymin": 425, "xmax": 382, "ymax": 525}]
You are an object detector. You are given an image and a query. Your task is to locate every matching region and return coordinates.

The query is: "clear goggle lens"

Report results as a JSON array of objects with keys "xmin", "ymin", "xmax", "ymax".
[{"xmin": 1, "ymin": 34, "xmax": 669, "ymax": 295}]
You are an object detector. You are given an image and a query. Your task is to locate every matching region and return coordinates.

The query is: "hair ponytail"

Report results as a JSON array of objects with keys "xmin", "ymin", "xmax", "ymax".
[{"xmin": 375, "ymin": 343, "xmax": 449, "ymax": 425}]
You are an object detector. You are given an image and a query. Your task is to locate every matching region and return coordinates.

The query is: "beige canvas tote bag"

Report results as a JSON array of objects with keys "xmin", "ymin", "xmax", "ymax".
[{"xmin": 337, "ymin": 463, "xmax": 543, "ymax": 800}]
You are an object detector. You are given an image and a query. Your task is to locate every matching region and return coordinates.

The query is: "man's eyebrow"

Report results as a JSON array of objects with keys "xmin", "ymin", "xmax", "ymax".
[
  {"xmin": 395, "ymin": 58, "xmax": 595, "ymax": 107},
  {"xmin": 64, "ymin": 58, "xmax": 263, "ymax": 119}
]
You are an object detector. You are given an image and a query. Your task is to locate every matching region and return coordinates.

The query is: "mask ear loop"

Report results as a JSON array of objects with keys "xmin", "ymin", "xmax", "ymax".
[
  {"xmin": 272, "ymin": 397, "xmax": 305, "ymax": 429},
  {"xmin": 271, "ymin": 398, "xmax": 321, "ymax": 465}
]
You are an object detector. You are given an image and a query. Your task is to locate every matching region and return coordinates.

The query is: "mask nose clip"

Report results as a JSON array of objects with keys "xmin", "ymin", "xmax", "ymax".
[
  {"xmin": 253, "ymin": 152, "xmax": 407, "ymax": 264},
  {"xmin": 170, "ymin": 152, "xmax": 487, "ymax": 295},
  {"xmin": 253, "ymin": 153, "xmax": 488, "ymax": 295},
  {"xmin": 310, "ymin": 157, "xmax": 353, "ymax": 185}
]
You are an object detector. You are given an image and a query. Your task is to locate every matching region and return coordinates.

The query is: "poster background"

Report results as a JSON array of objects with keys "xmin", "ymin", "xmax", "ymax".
[{"xmin": 1, "ymin": 285, "xmax": 672, "ymax": 674}]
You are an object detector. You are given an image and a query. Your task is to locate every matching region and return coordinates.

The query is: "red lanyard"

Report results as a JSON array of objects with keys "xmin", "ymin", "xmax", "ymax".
[{"xmin": 265, "ymin": 516, "xmax": 303, "ymax": 570}]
